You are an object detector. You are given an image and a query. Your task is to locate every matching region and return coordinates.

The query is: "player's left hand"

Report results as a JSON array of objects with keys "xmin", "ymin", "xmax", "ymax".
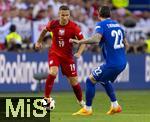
[
  {"xmin": 69, "ymin": 39, "xmax": 80, "ymax": 44},
  {"xmin": 74, "ymin": 53, "xmax": 81, "ymax": 58}
]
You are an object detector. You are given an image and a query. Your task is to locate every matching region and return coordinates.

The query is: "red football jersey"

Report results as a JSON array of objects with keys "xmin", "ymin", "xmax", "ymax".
[{"xmin": 46, "ymin": 20, "xmax": 83, "ymax": 58}]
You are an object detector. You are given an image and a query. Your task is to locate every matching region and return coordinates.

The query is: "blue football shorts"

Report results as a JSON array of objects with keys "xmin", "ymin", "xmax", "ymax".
[{"xmin": 92, "ymin": 64, "xmax": 126, "ymax": 83}]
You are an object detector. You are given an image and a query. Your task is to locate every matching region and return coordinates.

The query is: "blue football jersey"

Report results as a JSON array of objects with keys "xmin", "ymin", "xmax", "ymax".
[{"xmin": 95, "ymin": 19, "xmax": 127, "ymax": 67}]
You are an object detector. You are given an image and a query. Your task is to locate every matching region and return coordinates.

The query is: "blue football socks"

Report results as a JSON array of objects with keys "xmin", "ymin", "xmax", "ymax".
[
  {"xmin": 101, "ymin": 81, "xmax": 117, "ymax": 102},
  {"xmin": 85, "ymin": 78, "xmax": 95, "ymax": 106}
]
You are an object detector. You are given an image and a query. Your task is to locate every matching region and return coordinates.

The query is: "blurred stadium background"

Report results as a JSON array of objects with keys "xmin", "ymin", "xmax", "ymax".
[{"xmin": 0, "ymin": 0, "xmax": 150, "ymax": 122}]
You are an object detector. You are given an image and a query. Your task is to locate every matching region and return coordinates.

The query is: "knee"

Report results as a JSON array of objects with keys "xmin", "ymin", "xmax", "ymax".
[
  {"xmin": 86, "ymin": 77, "xmax": 95, "ymax": 86},
  {"xmin": 88, "ymin": 74, "xmax": 96, "ymax": 84},
  {"xmin": 68, "ymin": 77, "xmax": 78, "ymax": 86},
  {"xmin": 49, "ymin": 69, "xmax": 58, "ymax": 76},
  {"xmin": 70, "ymin": 81, "xmax": 77, "ymax": 86},
  {"xmin": 100, "ymin": 80, "xmax": 110, "ymax": 86}
]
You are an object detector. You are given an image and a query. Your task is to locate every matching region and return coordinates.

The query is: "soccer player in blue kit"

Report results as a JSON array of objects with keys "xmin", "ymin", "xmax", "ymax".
[{"xmin": 70, "ymin": 6, "xmax": 129, "ymax": 115}]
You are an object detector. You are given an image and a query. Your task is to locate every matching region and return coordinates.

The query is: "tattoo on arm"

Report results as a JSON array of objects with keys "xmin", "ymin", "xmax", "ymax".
[
  {"xmin": 37, "ymin": 29, "xmax": 47, "ymax": 43},
  {"xmin": 80, "ymin": 33, "xmax": 102, "ymax": 44}
]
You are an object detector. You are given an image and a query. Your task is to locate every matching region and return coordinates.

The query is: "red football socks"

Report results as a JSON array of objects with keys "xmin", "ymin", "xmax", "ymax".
[
  {"xmin": 44, "ymin": 74, "xmax": 56, "ymax": 98},
  {"xmin": 72, "ymin": 83, "xmax": 83, "ymax": 102}
]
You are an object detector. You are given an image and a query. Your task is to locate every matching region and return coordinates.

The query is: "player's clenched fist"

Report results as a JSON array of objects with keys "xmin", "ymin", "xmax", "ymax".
[{"xmin": 35, "ymin": 42, "xmax": 42, "ymax": 50}]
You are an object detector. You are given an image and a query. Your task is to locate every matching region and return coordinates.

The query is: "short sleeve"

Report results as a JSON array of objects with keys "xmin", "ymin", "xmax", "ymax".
[
  {"xmin": 46, "ymin": 21, "xmax": 51, "ymax": 32},
  {"xmin": 74, "ymin": 25, "xmax": 84, "ymax": 40},
  {"xmin": 95, "ymin": 22, "xmax": 103, "ymax": 35}
]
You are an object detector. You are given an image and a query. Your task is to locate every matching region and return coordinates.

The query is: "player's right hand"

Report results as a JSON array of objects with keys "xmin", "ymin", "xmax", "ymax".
[
  {"xmin": 35, "ymin": 42, "xmax": 42, "ymax": 50},
  {"xmin": 69, "ymin": 39, "xmax": 80, "ymax": 44}
]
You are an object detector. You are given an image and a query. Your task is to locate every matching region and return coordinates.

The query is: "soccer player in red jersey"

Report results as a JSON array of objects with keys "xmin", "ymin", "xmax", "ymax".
[{"xmin": 35, "ymin": 5, "xmax": 85, "ymax": 107}]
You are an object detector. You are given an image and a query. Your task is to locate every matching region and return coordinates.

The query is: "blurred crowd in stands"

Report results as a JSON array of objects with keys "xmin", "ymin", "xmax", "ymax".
[{"xmin": 0, "ymin": 0, "xmax": 150, "ymax": 54}]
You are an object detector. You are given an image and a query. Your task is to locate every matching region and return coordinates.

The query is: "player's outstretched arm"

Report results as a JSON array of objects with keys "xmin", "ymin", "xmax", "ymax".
[
  {"xmin": 70, "ymin": 33, "xmax": 102, "ymax": 44},
  {"xmin": 35, "ymin": 28, "xmax": 48, "ymax": 50}
]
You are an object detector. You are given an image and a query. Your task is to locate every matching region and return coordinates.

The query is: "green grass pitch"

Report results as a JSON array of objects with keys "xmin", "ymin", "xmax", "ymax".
[{"xmin": 0, "ymin": 90, "xmax": 150, "ymax": 122}]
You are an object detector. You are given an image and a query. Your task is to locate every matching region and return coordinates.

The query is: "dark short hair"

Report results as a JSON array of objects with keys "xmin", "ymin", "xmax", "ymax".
[
  {"xmin": 59, "ymin": 5, "xmax": 70, "ymax": 11},
  {"xmin": 99, "ymin": 6, "xmax": 111, "ymax": 18},
  {"xmin": 10, "ymin": 24, "xmax": 16, "ymax": 32}
]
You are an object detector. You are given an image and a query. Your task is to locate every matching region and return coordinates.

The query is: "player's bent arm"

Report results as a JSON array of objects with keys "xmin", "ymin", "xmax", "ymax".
[
  {"xmin": 123, "ymin": 38, "xmax": 129, "ymax": 50},
  {"xmin": 79, "ymin": 33, "xmax": 102, "ymax": 44},
  {"xmin": 37, "ymin": 28, "xmax": 48, "ymax": 43},
  {"xmin": 76, "ymin": 43, "xmax": 86, "ymax": 55}
]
